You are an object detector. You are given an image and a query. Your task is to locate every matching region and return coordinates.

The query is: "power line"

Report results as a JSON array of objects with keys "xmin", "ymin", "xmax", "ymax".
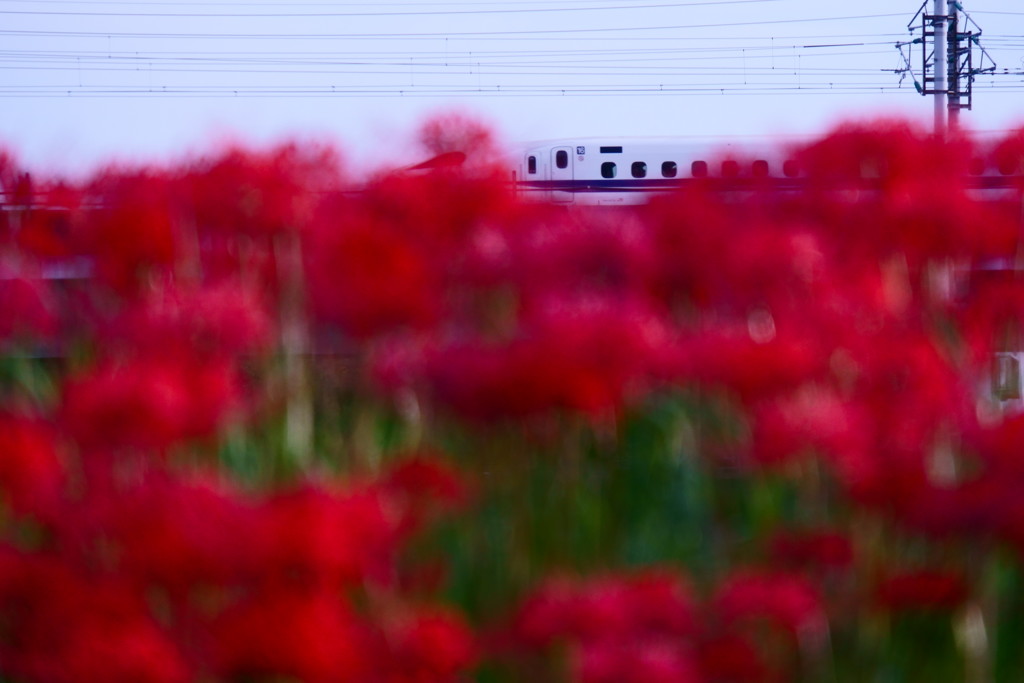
[
  {"xmin": 0, "ymin": 31, "xmax": 912, "ymax": 43},
  {"xmin": 0, "ymin": 45, "xmax": 895, "ymax": 64},
  {"xmin": 1, "ymin": 0, "xmax": 752, "ymax": 4},
  {"xmin": 0, "ymin": 14, "xmax": 910, "ymax": 39},
  {"xmin": 0, "ymin": 33, "xmax": 914, "ymax": 49},
  {"xmin": 0, "ymin": 0, "xmax": 786, "ymax": 17},
  {"xmin": 0, "ymin": 85, "xmax": 930, "ymax": 97},
  {"xmin": 0, "ymin": 65, "xmax": 897, "ymax": 78}
]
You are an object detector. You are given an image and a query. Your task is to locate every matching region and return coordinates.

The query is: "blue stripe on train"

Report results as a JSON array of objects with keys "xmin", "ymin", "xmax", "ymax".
[{"xmin": 517, "ymin": 177, "xmax": 1023, "ymax": 192}]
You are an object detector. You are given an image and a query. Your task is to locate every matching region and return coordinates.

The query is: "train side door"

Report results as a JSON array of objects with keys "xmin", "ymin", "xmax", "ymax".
[{"xmin": 550, "ymin": 147, "xmax": 574, "ymax": 203}]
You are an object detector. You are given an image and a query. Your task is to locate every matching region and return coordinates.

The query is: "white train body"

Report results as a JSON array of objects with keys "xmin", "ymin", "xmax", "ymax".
[
  {"xmin": 511, "ymin": 136, "xmax": 1023, "ymax": 205},
  {"xmin": 512, "ymin": 137, "xmax": 800, "ymax": 206}
]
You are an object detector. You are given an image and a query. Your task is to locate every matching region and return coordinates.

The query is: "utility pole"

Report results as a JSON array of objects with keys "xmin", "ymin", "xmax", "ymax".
[
  {"xmin": 933, "ymin": 0, "xmax": 947, "ymax": 136},
  {"xmin": 896, "ymin": 1, "xmax": 996, "ymax": 137}
]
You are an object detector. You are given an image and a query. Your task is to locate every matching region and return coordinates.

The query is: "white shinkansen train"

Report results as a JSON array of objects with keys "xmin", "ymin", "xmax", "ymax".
[
  {"xmin": 511, "ymin": 137, "xmax": 805, "ymax": 206},
  {"xmin": 511, "ymin": 136, "xmax": 1024, "ymax": 205}
]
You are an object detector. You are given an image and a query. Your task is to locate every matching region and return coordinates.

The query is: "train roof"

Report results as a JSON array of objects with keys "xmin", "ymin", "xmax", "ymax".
[{"xmin": 511, "ymin": 135, "xmax": 814, "ymax": 157}]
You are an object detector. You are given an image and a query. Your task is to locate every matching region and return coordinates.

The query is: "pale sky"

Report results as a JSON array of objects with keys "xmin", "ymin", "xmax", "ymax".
[{"xmin": 1, "ymin": 0, "xmax": 1022, "ymax": 174}]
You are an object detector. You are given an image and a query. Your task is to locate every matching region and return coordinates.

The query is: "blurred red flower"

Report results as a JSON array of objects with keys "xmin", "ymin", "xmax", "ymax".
[
  {"xmin": 0, "ymin": 413, "xmax": 63, "ymax": 517},
  {"xmin": 61, "ymin": 357, "xmax": 241, "ymax": 452},
  {"xmin": 768, "ymin": 529, "xmax": 854, "ymax": 574},
  {"xmin": 253, "ymin": 485, "xmax": 398, "ymax": 588},
  {"xmin": 874, "ymin": 570, "xmax": 969, "ymax": 613},
  {"xmin": 211, "ymin": 586, "xmax": 369, "ymax": 683},
  {"xmin": 713, "ymin": 571, "xmax": 825, "ymax": 638},
  {"xmin": 0, "ymin": 551, "xmax": 190, "ymax": 683},
  {"xmin": 380, "ymin": 607, "xmax": 477, "ymax": 682},
  {"xmin": 78, "ymin": 170, "xmax": 179, "ymax": 295},
  {"xmin": 0, "ymin": 276, "xmax": 59, "ymax": 343}
]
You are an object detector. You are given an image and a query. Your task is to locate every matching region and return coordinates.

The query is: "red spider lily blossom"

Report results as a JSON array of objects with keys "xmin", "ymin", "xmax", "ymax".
[
  {"xmin": 509, "ymin": 569, "xmax": 809, "ymax": 682},
  {"xmin": 417, "ymin": 112, "xmax": 500, "ymax": 162},
  {"xmin": 893, "ymin": 477, "xmax": 1007, "ymax": 540},
  {"xmin": 107, "ymin": 281, "xmax": 274, "ymax": 360},
  {"xmin": 379, "ymin": 607, "xmax": 477, "ymax": 683},
  {"xmin": 510, "ymin": 579, "xmax": 700, "ymax": 683},
  {"xmin": 304, "ymin": 204, "xmax": 443, "ymax": 339},
  {"xmin": 790, "ymin": 121, "xmax": 1015, "ymax": 265},
  {"xmin": 510, "ymin": 576, "xmax": 580, "ymax": 649},
  {"xmin": 61, "ymin": 357, "xmax": 242, "ymax": 452},
  {"xmin": 182, "ymin": 142, "xmax": 343, "ymax": 239},
  {"xmin": 859, "ymin": 331, "xmax": 968, "ymax": 435},
  {"xmin": 211, "ymin": 586, "xmax": 370, "ymax": 683},
  {"xmin": 382, "ymin": 453, "xmax": 468, "ymax": 507},
  {"xmin": 571, "ymin": 572, "xmax": 697, "ymax": 642},
  {"xmin": 874, "ymin": 570, "xmax": 970, "ymax": 613},
  {"xmin": 955, "ymin": 273, "xmax": 1024, "ymax": 362},
  {"xmin": 380, "ymin": 453, "xmax": 471, "ymax": 537},
  {"xmin": 891, "ymin": 413, "xmax": 1024, "ymax": 542},
  {"xmin": 0, "ymin": 174, "xmax": 80, "ymax": 261},
  {"xmin": 768, "ymin": 529, "xmax": 855, "ymax": 573},
  {"xmin": 0, "ymin": 164, "xmax": 34, "ymax": 226},
  {"xmin": 0, "ymin": 148, "xmax": 21, "ymax": 200},
  {"xmin": 512, "ymin": 570, "xmax": 697, "ymax": 649},
  {"xmin": 0, "ymin": 452, "xmax": 476, "ymax": 682},
  {"xmin": 98, "ymin": 475, "xmax": 255, "ymax": 593},
  {"xmin": 302, "ymin": 127, "xmax": 519, "ymax": 342},
  {"xmin": 77, "ymin": 170, "xmax": 179, "ymax": 295},
  {"xmin": 252, "ymin": 485, "xmax": 399, "ymax": 588},
  {"xmin": 718, "ymin": 224, "xmax": 829, "ymax": 308},
  {"xmin": 0, "ymin": 413, "xmax": 64, "ymax": 517},
  {"xmin": 573, "ymin": 639, "xmax": 701, "ymax": 683},
  {"xmin": 360, "ymin": 164, "xmax": 517, "ymax": 251},
  {"xmin": 749, "ymin": 386, "xmax": 871, "ymax": 469},
  {"xmin": 407, "ymin": 295, "xmax": 667, "ymax": 421},
  {"xmin": 0, "ymin": 551, "xmax": 190, "ymax": 683},
  {"xmin": 828, "ymin": 331, "xmax": 976, "ymax": 514},
  {"xmin": 14, "ymin": 206, "xmax": 78, "ymax": 261},
  {"xmin": 667, "ymin": 320, "xmax": 829, "ymax": 406},
  {"xmin": 639, "ymin": 187, "xmax": 739, "ymax": 309},
  {"xmin": 640, "ymin": 198, "xmax": 825, "ymax": 313},
  {"xmin": 0, "ymin": 276, "xmax": 59, "ymax": 344},
  {"xmin": 712, "ymin": 571, "xmax": 826, "ymax": 639},
  {"xmin": 969, "ymin": 412, "xmax": 1024, "ymax": 476},
  {"xmin": 507, "ymin": 210, "xmax": 659, "ymax": 301},
  {"xmin": 695, "ymin": 633, "xmax": 771, "ymax": 683}
]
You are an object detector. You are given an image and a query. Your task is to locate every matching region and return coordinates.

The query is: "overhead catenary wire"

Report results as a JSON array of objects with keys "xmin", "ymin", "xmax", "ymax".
[
  {"xmin": 0, "ymin": 0, "xmax": 790, "ymax": 17},
  {"xmin": 0, "ymin": 0, "xmax": 783, "ymax": 5},
  {"xmin": 0, "ymin": 1, "xmax": 1019, "ymax": 103},
  {"xmin": 0, "ymin": 85, "xmax": 955, "ymax": 98},
  {"xmin": 0, "ymin": 14, "xmax": 913, "ymax": 40}
]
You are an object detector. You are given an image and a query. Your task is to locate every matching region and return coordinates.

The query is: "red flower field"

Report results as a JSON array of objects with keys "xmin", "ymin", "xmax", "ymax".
[{"xmin": 0, "ymin": 117, "xmax": 1023, "ymax": 681}]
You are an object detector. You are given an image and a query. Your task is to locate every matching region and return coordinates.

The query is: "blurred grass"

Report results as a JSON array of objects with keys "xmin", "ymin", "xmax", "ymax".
[{"xmin": 209, "ymin": 353, "xmax": 1024, "ymax": 682}]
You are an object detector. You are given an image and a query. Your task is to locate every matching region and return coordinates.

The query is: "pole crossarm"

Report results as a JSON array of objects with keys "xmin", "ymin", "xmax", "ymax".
[{"xmin": 893, "ymin": 0, "xmax": 995, "ymax": 124}]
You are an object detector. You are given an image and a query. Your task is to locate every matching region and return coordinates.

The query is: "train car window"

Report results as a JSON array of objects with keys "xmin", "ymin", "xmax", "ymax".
[
  {"xmin": 631, "ymin": 161, "xmax": 647, "ymax": 178},
  {"xmin": 600, "ymin": 146, "xmax": 623, "ymax": 153},
  {"xmin": 691, "ymin": 160, "xmax": 708, "ymax": 178},
  {"xmin": 661, "ymin": 161, "xmax": 678, "ymax": 178},
  {"xmin": 601, "ymin": 162, "xmax": 617, "ymax": 179},
  {"xmin": 555, "ymin": 150, "xmax": 569, "ymax": 169},
  {"xmin": 721, "ymin": 160, "xmax": 740, "ymax": 178},
  {"xmin": 783, "ymin": 159, "xmax": 800, "ymax": 178},
  {"xmin": 969, "ymin": 158, "xmax": 986, "ymax": 175},
  {"xmin": 752, "ymin": 160, "xmax": 769, "ymax": 178},
  {"xmin": 528, "ymin": 156, "xmax": 537, "ymax": 174}
]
